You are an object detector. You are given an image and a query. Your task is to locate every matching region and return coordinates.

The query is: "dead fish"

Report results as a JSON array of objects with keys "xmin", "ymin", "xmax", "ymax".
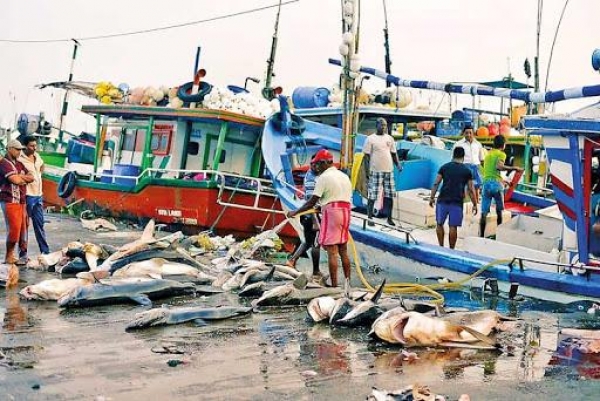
[
  {"xmin": 213, "ymin": 271, "xmax": 233, "ymax": 288},
  {"xmin": 335, "ymin": 280, "xmax": 387, "ymax": 327},
  {"xmin": 38, "ymin": 250, "xmax": 65, "ymax": 269},
  {"xmin": 329, "ymin": 297, "xmax": 357, "ymax": 325},
  {"xmin": 369, "ymin": 310, "xmax": 499, "ymax": 349},
  {"xmin": 222, "ymin": 274, "xmax": 243, "ymax": 292},
  {"xmin": 238, "ymin": 282, "xmax": 266, "ymax": 298},
  {"xmin": 82, "ymin": 243, "xmax": 108, "ymax": 271},
  {"xmin": 239, "ymin": 266, "xmax": 276, "ymax": 288},
  {"xmin": 307, "ymin": 296, "xmax": 337, "ymax": 322},
  {"xmin": 368, "ymin": 385, "xmax": 446, "ymax": 401},
  {"xmin": 106, "ymin": 248, "xmax": 206, "ymax": 273},
  {"xmin": 252, "ymin": 283, "xmax": 343, "ymax": 307},
  {"xmin": 20, "ymin": 278, "xmax": 94, "ymax": 301},
  {"xmin": 111, "ymin": 258, "xmax": 215, "ymax": 284},
  {"xmin": 57, "ymin": 278, "xmax": 196, "ymax": 308},
  {"xmin": 80, "ymin": 216, "xmax": 117, "ymax": 232},
  {"xmin": 125, "ymin": 305, "xmax": 253, "ymax": 330}
]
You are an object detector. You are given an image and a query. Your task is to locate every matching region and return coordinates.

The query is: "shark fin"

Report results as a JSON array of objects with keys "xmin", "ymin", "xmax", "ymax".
[
  {"xmin": 140, "ymin": 219, "xmax": 156, "ymax": 242},
  {"xmin": 457, "ymin": 325, "xmax": 500, "ymax": 348},
  {"xmin": 371, "ymin": 279, "xmax": 387, "ymax": 304},
  {"xmin": 130, "ymin": 294, "xmax": 152, "ymax": 306},
  {"xmin": 265, "ymin": 266, "xmax": 276, "ymax": 282}
]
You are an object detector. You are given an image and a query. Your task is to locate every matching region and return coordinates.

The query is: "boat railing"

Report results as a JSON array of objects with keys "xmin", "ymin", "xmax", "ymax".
[
  {"xmin": 46, "ymin": 166, "xmax": 281, "ymax": 213},
  {"xmin": 516, "ymin": 182, "xmax": 554, "ymax": 196},
  {"xmin": 508, "ymin": 256, "xmax": 600, "ymax": 279},
  {"xmin": 143, "ymin": 168, "xmax": 282, "ymax": 214},
  {"xmin": 352, "ymin": 213, "xmax": 417, "ymax": 244}
]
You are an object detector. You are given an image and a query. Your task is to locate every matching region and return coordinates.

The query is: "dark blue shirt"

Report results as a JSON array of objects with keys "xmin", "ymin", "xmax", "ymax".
[{"xmin": 437, "ymin": 161, "xmax": 473, "ymax": 205}]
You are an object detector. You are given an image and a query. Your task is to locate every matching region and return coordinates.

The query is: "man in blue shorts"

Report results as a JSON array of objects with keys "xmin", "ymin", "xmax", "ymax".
[{"xmin": 429, "ymin": 147, "xmax": 478, "ymax": 249}]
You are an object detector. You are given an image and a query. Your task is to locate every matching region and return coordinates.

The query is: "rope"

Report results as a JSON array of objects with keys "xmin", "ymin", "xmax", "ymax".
[{"xmin": 289, "ymin": 209, "xmax": 512, "ymax": 305}]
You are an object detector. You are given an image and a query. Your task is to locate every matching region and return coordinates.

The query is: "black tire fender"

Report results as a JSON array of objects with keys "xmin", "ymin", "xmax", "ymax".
[{"xmin": 58, "ymin": 171, "xmax": 77, "ymax": 198}]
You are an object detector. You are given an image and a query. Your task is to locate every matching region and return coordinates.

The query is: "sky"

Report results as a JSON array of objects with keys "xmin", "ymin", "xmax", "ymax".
[{"xmin": 1, "ymin": 0, "xmax": 599, "ymax": 132}]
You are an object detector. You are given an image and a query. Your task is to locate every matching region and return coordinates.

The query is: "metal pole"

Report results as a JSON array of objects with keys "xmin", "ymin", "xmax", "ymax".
[
  {"xmin": 58, "ymin": 39, "xmax": 80, "ymax": 146},
  {"xmin": 262, "ymin": 0, "xmax": 283, "ymax": 100},
  {"xmin": 534, "ymin": 0, "xmax": 542, "ymax": 114},
  {"xmin": 382, "ymin": 0, "xmax": 392, "ymax": 86}
]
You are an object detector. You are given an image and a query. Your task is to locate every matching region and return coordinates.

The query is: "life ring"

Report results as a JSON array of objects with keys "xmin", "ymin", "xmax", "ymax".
[
  {"xmin": 177, "ymin": 81, "xmax": 213, "ymax": 103},
  {"xmin": 270, "ymin": 112, "xmax": 306, "ymax": 135},
  {"xmin": 58, "ymin": 171, "xmax": 77, "ymax": 198}
]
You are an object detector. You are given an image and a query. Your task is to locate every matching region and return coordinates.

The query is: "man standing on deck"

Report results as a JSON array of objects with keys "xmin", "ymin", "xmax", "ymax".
[
  {"xmin": 363, "ymin": 117, "xmax": 402, "ymax": 226},
  {"xmin": 0, "ymin": 139, "xmax": 34, "ymax": 264},
  {"xmin": 480, "ymin": 135, "xmax": 523, "ymax": 237},
  {"xmin": 287, "ymin": 149, "xmax": 352, "ymax": 289},
  {"xmin": 19, "ymin": 135, "xmax": 50, "ymax": 256},
  {"xmin": 453, "ymin": 125, "xmax": 484, "ymax": 196},
  {"xmin": 429, "ymin": 147, "xmax": 478, "ymax": 249}
]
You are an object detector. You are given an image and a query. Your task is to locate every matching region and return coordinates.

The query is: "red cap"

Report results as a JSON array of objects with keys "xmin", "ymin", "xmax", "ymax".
[{"xmin": 311, "ymin": 149, "xmax": 333, "ymax": 163}]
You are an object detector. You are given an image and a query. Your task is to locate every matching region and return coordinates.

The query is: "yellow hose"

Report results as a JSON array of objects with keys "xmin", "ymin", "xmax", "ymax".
[{"xmin": 290, "ymin": 209, "xmax": 511, "ymax": 305}]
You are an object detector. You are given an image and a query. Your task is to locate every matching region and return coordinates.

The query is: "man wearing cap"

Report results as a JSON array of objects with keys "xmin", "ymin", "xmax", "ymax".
[
  {"xmin": 0, "ymin": 139, "xmax": 34, "ymax": 264},
  {"xmin": 19, "ymin": 135, "xmax": 50, "ymax": 256},
  {"xmin": 287, "ymin": 149, "xmax": 353, "ymax": 289},
  {"xmin": 363, "ymin": 117, "xmax": 402, "ymax": 226},
  {"xmin": 452, "ymin": 125, "xmax": 484, "ymax": 195}
]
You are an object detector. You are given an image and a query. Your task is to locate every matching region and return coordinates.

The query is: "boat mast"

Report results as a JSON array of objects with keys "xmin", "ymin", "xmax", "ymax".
[
  {"xmin": 262, "ymin": 0, "xmax": 283, "ymax": 100},
  {"xmin": 58, "ymin": 39, "xmax": 81, "ymax": 146},
  {"xmin": 534, "ymin": 0, "xmax": 542, "ymax": 113},
  {"xmin": 340, "ymin": 0, "xmax": 360, "ymax": 172},
  {"xmin": 382, "ymin": 0, "xmax": 392, "ymax": 86}
]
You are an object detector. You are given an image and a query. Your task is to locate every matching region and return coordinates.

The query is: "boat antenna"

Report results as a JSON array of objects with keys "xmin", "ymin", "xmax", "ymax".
[
  {"xmin": 58, "ymin": 38, "xmax": 81, "ymax": 145},
  {"xmin": 262, "ymin": 0, "xmax": 283, "ymax": 100},
  {"xmin": 382, "ymin": 0, "xmax": 392, "ymax": 86},
  {"xmin": 544, "ymin": 0, "xmax": 570, "ymax": 91}
]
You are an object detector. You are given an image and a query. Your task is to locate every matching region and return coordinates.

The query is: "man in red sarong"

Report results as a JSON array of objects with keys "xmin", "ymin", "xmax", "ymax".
[{"xmin": 287, "ymin": 149, "xmax": 353, "ymax": 289}]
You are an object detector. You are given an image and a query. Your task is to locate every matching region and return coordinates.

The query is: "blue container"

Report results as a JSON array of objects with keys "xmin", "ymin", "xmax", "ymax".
[
  {"xmin": 113, "ymin": 164, "xmax": 140, "ymax": 187},
  {"xmin": 100, "ymin": 170, "xmax": 113, "ymax": 184},
  {"xmin": 451, "ymin": 110, "xmax": 466, "ymax": 121},
  {"xmin": 292, "ymin": 87, "xmax": 330, "ymax": 109},
  {"xmin": 67, "ymin": 139, "xmax": 95, "ymax": 164}
]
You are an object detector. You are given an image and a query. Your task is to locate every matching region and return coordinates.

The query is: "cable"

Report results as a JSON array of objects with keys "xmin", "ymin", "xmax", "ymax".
[
  {"xmin": 0, "ymin": 1, "xmax": 299, "ymax": 44},
  {"xmin": 544, "ymin": 0, "xmax": 570, "ymax": 91}
]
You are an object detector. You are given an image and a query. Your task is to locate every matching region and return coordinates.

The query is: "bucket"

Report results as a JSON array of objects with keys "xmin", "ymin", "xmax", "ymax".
[{"xmin": 292, "ymin": 87, "xmax": 330, "ymax": 109}]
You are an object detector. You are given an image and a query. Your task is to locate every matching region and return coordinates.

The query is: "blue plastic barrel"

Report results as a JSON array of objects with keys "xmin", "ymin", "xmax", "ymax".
[{"xmin": 292, "ymin": 87, "xmax": 330, "ymax": 109}]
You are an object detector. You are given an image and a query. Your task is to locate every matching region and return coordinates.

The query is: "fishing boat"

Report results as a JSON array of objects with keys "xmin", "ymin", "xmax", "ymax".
[
  {"xmin": 40, "ymin": 101, "xmax": 298, "ymax": 241},
  {"xmin": 261, "ymin": 49, "xmax": 600, "ymax": 302}
]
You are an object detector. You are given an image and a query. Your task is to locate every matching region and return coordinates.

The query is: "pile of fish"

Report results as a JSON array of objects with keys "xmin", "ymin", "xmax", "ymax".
[{"xmin": 18, "ymin": 219, "xmax": 344, "ymax": 330}]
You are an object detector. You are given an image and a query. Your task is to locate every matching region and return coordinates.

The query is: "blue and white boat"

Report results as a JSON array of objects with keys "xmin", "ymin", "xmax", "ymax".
[{"xmin": 262, "ymin": 56, "xmax": 600, "ymax": 302}]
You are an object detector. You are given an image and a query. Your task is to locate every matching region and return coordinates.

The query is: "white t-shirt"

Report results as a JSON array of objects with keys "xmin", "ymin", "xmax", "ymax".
[
  {"xmin": 313, "ymin": 166, "xmax": 352, "ymax": 206},
  {"xmin": 363, "ymin": 133, "xmax": 396, "ymax": 172},
  {"xmin": 454, "ymin": 138, "xmax": 484, "ymax": 165},
  {"xmin": 18, "ymin": 152, "xmax": 44, "ymax": 197}
]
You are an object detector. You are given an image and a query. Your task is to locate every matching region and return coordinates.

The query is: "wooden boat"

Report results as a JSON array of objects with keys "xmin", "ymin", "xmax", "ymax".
[{"xmin": 41, "ymin": 104, "xmax": 295, "ymax": 241}]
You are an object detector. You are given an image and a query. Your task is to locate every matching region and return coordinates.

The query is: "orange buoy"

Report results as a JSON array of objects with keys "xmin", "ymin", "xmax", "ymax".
[{"xmin": 476, "ymin": 126, "xmax": 489, "ymax": 137}]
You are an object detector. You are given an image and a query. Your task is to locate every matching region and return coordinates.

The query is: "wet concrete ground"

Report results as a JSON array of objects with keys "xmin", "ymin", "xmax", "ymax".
[{"xmin": 2, "ymin": 214, "xmax": 600, "ymax": 400}]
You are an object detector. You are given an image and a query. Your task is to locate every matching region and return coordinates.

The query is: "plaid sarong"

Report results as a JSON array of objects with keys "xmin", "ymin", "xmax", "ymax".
[{"xmin": 367, "ymin": 171, "xmax": 395, "ymax": 200}]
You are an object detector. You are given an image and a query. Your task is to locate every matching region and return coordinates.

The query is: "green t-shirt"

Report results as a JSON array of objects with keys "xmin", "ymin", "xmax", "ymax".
[{"xmin": 483, "ymin": 148, "xmax": 506, "ymax": 182}]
